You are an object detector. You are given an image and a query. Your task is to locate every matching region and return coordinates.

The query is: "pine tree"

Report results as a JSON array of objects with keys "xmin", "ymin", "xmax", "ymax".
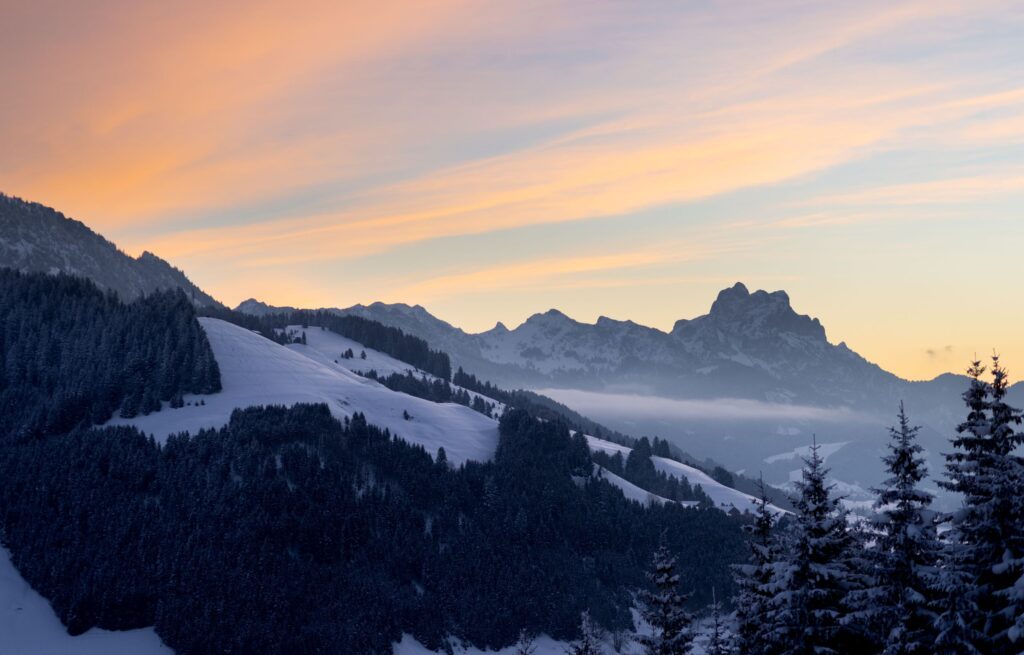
[
  {"xmin": 640, "ymin": 541, "xmax": 693, "ymax": 655},
  {"xmin": 938, "ymin": 357, "xmax": 1024, "ymax": 654},
  {"xmin": 732, "ymin": 477, "xmax": 778, "ymax": 655},
  {"xmin": 853, "ymin": 403, "xmax": 941, "ymax": 655},
  {"xmin": 763, "ymin": 439, "xmax": 859, "ymax": 655}
]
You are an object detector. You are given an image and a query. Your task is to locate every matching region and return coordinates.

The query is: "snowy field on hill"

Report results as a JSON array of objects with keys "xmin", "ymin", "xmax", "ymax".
[
  {"xmin": 283, "ymin": 324, "xmax": 508, "ymax": 415},
  {"xmin": 284, "ymin": 325, "xmax": 418, "ymax": 377},
  {"xmin": 0, "ymin": 547, "xmax": 171, "ymax": 655},
  {"xmin": 586, "ymin": 436, "xmax": 787, "ymax": 515},
  {"xmin": 109, "ymin": 318, "xmax": 499, "ymax": 466}
]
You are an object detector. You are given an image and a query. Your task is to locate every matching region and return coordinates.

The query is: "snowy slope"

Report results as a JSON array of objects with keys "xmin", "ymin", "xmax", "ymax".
[
  {"xmin": 586, "ymin": 436, "xmax": 787, "ymax": 515},
  {"xmin": 284, "ymin": 325, "xmax": 507, "ymax": 415},
  {"xmin": 109, "ymin": 318, "xmax": 499, "ymax": 466},
  {"xmin": 595, "ymin": 465, "xmax": 695, "ymax": 507},
  {"xmin": 284, "ymin": 325, "xmax": 417, "ymax": 377},
  {"xmin": 0, "ymin": 547, "xmax": 171, "ymax": 655}
]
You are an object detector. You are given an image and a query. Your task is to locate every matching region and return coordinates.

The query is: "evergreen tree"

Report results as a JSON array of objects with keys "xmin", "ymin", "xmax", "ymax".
[
  {"xmin": 763, "ymin": 440, "xmax": 859, "ymax": 655},
  {"xmin": 640, "ymin": 541, "xmax": 694, "ymax": 655},
  {"xmin": 938, "ymin": 357, "xmax": 1024, "ymax": 654},
  {"xmin": 732, "ymin": 477, "xmax": 778, "ymax": 655},
  {"xmin": 851, "ymin": 403, "xmax": 941, "ymax": 654}
]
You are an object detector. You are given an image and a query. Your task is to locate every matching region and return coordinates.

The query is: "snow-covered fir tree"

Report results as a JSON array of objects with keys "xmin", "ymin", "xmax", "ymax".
[
  {"xmin": 852, "ymin": 403, "xmax": 941, "ymax": 655},
  {"xmin": 938, "ymin": 357, "xmax": 1024, "ymax": 654},
  {"xmin": 640, "ymin": 541, "xmax": 694, "ymax": 655},
  {"xmin": 732, "ymin": 477, "xmax": 778, "ymax": 655},
  {"xmin": 762, "ymin": 440, "xmax": 863, "ymax": 655},
  {"xmin": 568, "ymin": 611, "xmax": 603, "ymax": 655},
  {"xmin": 704, "ymin": 588, "xmax": 736, "ymax": 655}
]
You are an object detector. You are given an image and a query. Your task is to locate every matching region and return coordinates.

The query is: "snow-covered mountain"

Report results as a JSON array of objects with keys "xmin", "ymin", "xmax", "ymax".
[
  {"xmin": 237, "ymin": 283, "xmax": 934, "ymax": 410},
  {"xmin": 0, "ymin": 194, "xmax": 220, "ymax": 307}
]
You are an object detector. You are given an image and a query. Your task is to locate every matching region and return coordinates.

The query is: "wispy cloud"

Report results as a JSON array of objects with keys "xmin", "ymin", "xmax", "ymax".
[{"xmin": 797, "ymin": 170, "xmax": 1024, "ymax": 208}]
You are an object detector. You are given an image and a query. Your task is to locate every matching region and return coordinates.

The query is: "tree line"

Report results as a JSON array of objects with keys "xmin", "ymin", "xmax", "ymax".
[{"xmin": 362, "ymin": 369, "xmax": 498, "ymax": 417}]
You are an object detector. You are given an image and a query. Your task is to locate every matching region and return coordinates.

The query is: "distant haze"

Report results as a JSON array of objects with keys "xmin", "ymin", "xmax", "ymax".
[{"xmin": 536, "ymin": 389, "xmax": 868, "ymax": 424}]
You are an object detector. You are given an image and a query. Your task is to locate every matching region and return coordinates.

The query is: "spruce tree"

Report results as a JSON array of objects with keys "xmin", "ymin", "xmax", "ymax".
[
  {"xmin": 938, "ymin": 357, "xmax": 1024, "ymax": 654},
  {"xmin": 854, "ymin": 403, "xmax": 941, "ymax": 654},
  {"xmin": 763, "ymin": 440, "xmax": 859, "ymax": 655},
  {"xmin": 732, "ymin": 477, "xmax": 778, "ymax": 655},
  {"xmin": 640, "ymin": 541, "xmax": 694, "ymax": 655}
]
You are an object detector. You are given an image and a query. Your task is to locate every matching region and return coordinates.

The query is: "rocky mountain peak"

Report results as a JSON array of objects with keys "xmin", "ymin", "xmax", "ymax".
[{"xmin": 675, "ymin": 282, "xmax": 826, "ymax": 342}]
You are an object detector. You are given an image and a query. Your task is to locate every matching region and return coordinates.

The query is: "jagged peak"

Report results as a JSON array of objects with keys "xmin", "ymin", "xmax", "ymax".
[
  {"xmin": 708, "ymin": 282, "xmax": 794, "ymax": 316},
  {"xmin": 676, "ymin": 282, "xmax": 827, "ymax": 342}
]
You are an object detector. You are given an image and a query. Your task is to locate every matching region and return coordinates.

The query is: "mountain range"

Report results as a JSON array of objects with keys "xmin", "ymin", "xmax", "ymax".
[
  {"xmin": 238, "ymin": 283, "xmax": 1016, "ymax": 414},
  {"xmin": 4, "ymin": 193, "xmax": 1019, "ymax": 506}
]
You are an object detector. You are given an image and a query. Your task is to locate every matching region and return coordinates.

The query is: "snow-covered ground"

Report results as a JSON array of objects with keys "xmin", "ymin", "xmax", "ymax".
[
  {"xmin": 586, "ymin": 436, "xmax": 787, "ymax": 515},
  {"xmin": 0, "ymin": 547, "xmax": 172, "ymax": 655},
  {"xmin": 594, "ymin": 464, "xmax": 694, "ymax": 507},
  {"xmin": 109, "ymin": 318, "xmax": 499, "ymax": 466},
  {"xmin": 283, "ymin": 325, "xmax": 505, "ymax": 415},
  {"xmin": 284, "ymin": 325, "xmax": 418, "ymax": 377}
]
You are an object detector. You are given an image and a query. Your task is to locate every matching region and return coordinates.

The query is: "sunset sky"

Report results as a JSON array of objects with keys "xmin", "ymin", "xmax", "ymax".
[{"xmin": 2, "ymin": 0, "xmax": 1023, "ymax": 380}]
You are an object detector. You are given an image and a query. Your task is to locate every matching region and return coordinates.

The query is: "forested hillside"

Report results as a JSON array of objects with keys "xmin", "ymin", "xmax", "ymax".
[
  {"xmin": 0, "ymin": 270, "xmax": 220, "ymax": 443},
  {"xmin": 0, "ymin": 404, "xmax": 747, "ymax": 654}
]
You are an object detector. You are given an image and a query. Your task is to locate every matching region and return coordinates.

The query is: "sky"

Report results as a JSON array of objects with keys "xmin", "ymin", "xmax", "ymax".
[{"xmin": 1, "ymin": 0, "xmax": 1023, "ymax": 381}]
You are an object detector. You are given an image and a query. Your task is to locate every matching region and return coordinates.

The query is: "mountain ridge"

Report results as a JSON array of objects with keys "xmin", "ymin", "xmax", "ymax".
[
  {"xmin": 0, "ymin": 193, "xmax": 222, "ymax": 307},
  {"xmin": 234, "ymin": 284, "xmax": 924, "ymax": 410}
]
